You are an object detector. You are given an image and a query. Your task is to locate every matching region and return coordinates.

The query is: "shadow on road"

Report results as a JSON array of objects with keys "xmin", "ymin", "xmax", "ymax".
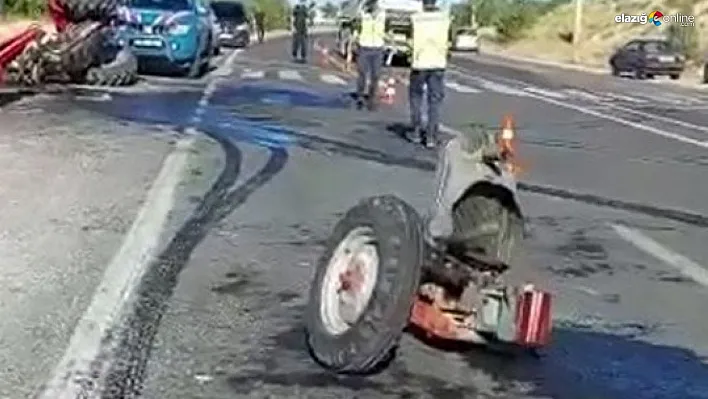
[{"xmin": 231, "ymin": 313, "xmax": 708, "ymax": 399}]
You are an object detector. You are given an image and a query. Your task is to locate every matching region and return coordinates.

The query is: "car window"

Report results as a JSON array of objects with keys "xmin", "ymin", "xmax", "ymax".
[
  {"xmin": 457, "ymin": 28, "xmax": 477, "ymax": 36},
  {"xmin": 211, "ymin": 1, "xmax": 246, "ymax": 21},
  {"xmin": 623, "ymin": 41, "xmax": 640, "ymax": 51},
  {"xmin": 642, "ymin": 40, "xmax": 671, "ymax": 53},
  {"xmin": 129, "ymin": 0, "xmax": 191, "ymax": 10}
]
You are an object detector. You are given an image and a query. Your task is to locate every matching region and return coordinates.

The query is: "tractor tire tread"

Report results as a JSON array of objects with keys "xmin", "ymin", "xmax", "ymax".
[
  {"xmin": 305, "ymin": 195, "xmax": 425, "ymax": 374},
  {"xmin": 85, "ymin": 48, "xmax": 138, "ymax": 86}
]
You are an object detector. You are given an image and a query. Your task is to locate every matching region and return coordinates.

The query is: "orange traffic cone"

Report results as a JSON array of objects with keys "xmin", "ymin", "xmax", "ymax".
[
  {"xmin": 499, "ymin": 114, "xmax": 515, "ymax": 148},
  {"xmin": 380, "ymin": 78, "xmax": 396, "ymax": 104},
  {"xmin": 498, "ymin": 114, "xmax": 523, "ymax": 176},
  {"xmin": 317, "ymin": 47, "xmax": 328, "ymax": 67}
]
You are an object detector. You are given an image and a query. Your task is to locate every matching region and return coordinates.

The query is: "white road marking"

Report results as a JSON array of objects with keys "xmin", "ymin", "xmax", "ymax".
[
  {"xmin": 602, "ymin": 92, "xmax": 648, "ymax": 103},
  {"xmin": 74, "ymin": 92, "xmax": 112, "ymax": 102},
  {"xmin": 445, "ymin": 81, "xmax": 481, "ymax": 93},
  {"xmin": 471, "ymin": 77, "xmax": 527, "ymax": 96},
  {"xmin": 515, "ymin": 85, "xmax": 708, "ymax": 149},
  {"xmin": 211, "ymin": 49, "xmax": 243, "ymax": 77},
  {"xmin": 562, "ymin": 88, "xmax": 606, "ymax": 102},
  {"xmin": 320, "ymin": 73, "xmax": 347, "ymax": 85},
  {"xmin": 524, "ymin": 86, "xmax": 567, "ymax": 99},
  {"xmin": 603, "ymin": 102, "xmax": 708, "ymax": 134},
  {"xmin": 612, "ymin": 224, "xmax": 708, "ymax": 288},
  {"xmin": 451, "ymin": 64, "xmax": 708, "ymax": 148},
  {"xmin": 649, "ymin": 89, "xmax": 701, "ymax": 104},
  {"xmin": 278, "ymin": 69, "xmax": 304, "ymax": 81},
  {"xmin": 241, "ymin": 69, "xmax": 265, "ymax": 79},
  {"xmin": 37, "ymin": 33, "xmax": 243, "ymax": 399}
]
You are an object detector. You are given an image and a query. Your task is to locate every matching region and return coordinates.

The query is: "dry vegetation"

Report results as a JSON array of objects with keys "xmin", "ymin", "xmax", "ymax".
[
  {"xmin": 0, "ymin": 18, "xmax": 54, "ymax": 43},
  {"xmin": 497, "ymin": 0, "xmax": 707, "ymax": 73}
]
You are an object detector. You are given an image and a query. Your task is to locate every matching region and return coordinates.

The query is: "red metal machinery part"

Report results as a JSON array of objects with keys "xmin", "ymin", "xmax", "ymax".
[
  {"xmin": 409, "ymin": 287, "xmax": 552, "ymax": 347},
  {"xmin": 0, "ymin": 0, "xmax": 70, "ymax": 82},
  {"xmin": 47, "ymin": 0, "xmax": 70, "ymax": 33},
  {"xmin": 0, "ymin": 26, "xmax": 43, "ymax": 82}
]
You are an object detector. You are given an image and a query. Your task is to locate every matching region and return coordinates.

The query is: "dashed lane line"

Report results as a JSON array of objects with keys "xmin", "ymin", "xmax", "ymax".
[
  {"xmin": 612, "ymin": 224, "xmax": 708, "ymax": 288},
  {"xmin": 278, "ymin": 69, "xmax": 304, "ymax": 81}
]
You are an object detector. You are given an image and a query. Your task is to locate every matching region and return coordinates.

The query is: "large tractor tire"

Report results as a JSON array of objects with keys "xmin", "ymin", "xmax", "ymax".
[
  {"xmin": 4, "ymin": 22, "xmax": 104, "ymax": 86},
  {"xmin": 54, "ymin": 0, "xmax": 119, "ymax": 24},
  {"xmin": 54, "ymin": 22, "xmax": 105, "ymax": 79},
  {"xmin": 4, "ymin": 32, "xmax": 49, "ymax": 86},
  {"xmin": 449, "ymin": 182, "xmax": 524, "ymax": 265},
  {"xmin": 85, "ymin": 47, "xmax": 138, "ymax": 86},
  {"xmin": 305, "ymin": 195, "xmax": 425, "ymax": 374}
]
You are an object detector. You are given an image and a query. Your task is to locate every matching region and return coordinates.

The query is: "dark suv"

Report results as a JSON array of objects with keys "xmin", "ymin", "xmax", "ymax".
[
  {"xmin": 609, "ymin": 38, "xmax": 685, "ymax": 80},
  {"xmin": 211, "ymin": 1, "xmax": 250, "ymax": 48}
]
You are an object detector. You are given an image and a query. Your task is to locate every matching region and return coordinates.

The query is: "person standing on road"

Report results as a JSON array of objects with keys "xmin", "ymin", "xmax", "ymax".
[
  {"xmin": 352, "ymin": 0, "xmax": 386, "ymax": 111},
  {"xmin": 254, "ymin": 8, "xmax": 266, "ymax": 43},
  {"xmin": 291, "ymin": 0, "xmax": 309, "ymax": 62},
  {"xmin": 407, "ymin": 0, "xmax": 450, "ymax": 148}
]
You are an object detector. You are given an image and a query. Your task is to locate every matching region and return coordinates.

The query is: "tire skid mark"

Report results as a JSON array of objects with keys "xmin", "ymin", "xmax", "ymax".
[
  {"xmin": 239, "ymin": 128, "xmax": 708, "ymax": 228},
  {"xmin": 101, "ymin": 131, "xmax": 289, "ymax": 397}
]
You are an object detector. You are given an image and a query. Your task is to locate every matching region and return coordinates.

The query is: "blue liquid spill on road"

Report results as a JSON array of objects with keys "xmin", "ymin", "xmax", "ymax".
[
  {"xmin": 210, "ymin": 81, "xmax": 352, "ymax": 109},
  {"xmin": 69, "ymin": 82, "xmax": 351, "ymax": 148}
]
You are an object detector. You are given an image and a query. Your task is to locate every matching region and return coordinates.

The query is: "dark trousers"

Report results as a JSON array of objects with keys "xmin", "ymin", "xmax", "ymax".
[
  {"xmin": 292, "ymin": 31, "xmax": 307, "ymax": 60},
  {"xmin": 356, "ymin": 47, "xmax": 383, "ymax": 103},
  {"xmin": 409, "ymin": 69, "xmax": 445, "ymax": 138},
  {"xmin": 256, "ymin": 24, "xmax": 264, "ymax": 42}
]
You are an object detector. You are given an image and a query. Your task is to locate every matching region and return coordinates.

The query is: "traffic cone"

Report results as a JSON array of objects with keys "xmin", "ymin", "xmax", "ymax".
[
  {"xmin": 317, "ymin": 46, "xmax": 328, "ymax": 67},
  {"xmin": 499, "ymin": 114, "xmax": 515, "ymax": 150},
  {"xmin": 498, "ymin": 114, "xmax": 523, "ymax": 176},
  {"xmin": 380, "ymin": 78, "xmax": 396, "ymax": 104}
]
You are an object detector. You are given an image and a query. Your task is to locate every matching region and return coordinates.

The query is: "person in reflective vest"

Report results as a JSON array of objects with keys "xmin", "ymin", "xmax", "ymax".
[
  {"xmin": 407, "ymin": 0, "xmax": 450, "ymax": 148},
  {"xmin": 353, "ymin": 0, "xmax": 386, "ymax": 110}
]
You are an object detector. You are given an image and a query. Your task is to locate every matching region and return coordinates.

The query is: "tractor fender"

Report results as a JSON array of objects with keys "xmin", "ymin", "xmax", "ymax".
[{"xmin": 425, "ymin": 136, "xmax": 523, "ymax": 242}]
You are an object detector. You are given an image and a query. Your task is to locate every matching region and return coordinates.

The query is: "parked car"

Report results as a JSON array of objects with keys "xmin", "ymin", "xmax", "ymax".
[
  {"xmin": 116, "ymin": 0, "xmax": 216, "ymax": 77},
  {"xmin": 211, "ymin": 1, "xmax": 251, "ymax": 48},
  {"xmin": 452, "ymin": 27, "xmax": 479, "ymax": 52},
  {"xmin": 609, "ymin": 38, "xmax": 685, "ymax": 80}
]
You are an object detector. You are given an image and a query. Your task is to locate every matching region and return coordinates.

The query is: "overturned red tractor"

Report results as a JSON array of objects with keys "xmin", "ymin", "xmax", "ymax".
[{"xmin": 0, "ymin": 0, "xmax": 137, "ymax": 87}]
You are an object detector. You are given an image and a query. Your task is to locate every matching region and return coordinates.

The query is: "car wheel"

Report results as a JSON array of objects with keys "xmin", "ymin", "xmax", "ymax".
[
  {"xmin": 611, "ymin": 66, "xmax": 619, "ymax": 76},
  {"xmin": 633, "ymin": 68, "xmax": 646, "ymax": 80},
  {"xmin": 670, "ymin": 73, "xmax": 680, "ymax": 80}
]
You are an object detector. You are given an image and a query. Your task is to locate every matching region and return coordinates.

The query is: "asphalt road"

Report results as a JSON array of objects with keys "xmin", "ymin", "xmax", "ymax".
[{"xmin": 1, "ymin": 33, "xmax": 707, "ymax": 398}]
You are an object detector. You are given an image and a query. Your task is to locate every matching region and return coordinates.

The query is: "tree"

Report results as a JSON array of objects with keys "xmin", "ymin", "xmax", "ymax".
[
  {"xmin": 250, "ymin": 0, "xmax": 290, "ymax": 30},
  {"xmin": 320, "ymin": 1, "xmax": 337, "ymax": 18}
]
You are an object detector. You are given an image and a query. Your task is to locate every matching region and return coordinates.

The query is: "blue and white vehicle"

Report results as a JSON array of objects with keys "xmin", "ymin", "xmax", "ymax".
[{"xmin": 116, "ymin": 0, "xmax": 216, "ymax": 77}]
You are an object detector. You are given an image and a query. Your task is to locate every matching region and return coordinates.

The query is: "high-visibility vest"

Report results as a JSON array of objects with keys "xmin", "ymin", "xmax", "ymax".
[
  {"xmin": 411, "ymin": 10, "xmax": 450, "ymax": 70},
  {"xmin": 358, "ymin": 10, "xmax": 386, "ymax": 48}
]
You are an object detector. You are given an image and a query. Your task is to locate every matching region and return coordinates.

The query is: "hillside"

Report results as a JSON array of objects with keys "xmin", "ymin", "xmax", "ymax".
[{"xmin": 497, "ymin": 0, "xmax": 708, "ymax": 72}]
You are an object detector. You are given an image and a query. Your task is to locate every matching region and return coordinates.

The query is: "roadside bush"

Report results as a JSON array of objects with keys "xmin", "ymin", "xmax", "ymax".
[
  {"xmin": 250, "ymin": 0, "xmax": 290, "ymax": 31},
  {"xmin": 666, "ymin": 2, "xmax": 700, "ymax": 61},
  {"xmin": 2, "ymin": 0, "xmax": 46, "ymax": 18},
  {"xmin": 454, "ymin": 0, "xmax": 567, "ymax": 43}
]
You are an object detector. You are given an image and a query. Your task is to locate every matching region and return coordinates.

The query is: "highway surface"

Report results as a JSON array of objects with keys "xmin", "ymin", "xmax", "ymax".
[{"xmin": 1, "ymin": 33, "xmax": 708, "ymax": 399}]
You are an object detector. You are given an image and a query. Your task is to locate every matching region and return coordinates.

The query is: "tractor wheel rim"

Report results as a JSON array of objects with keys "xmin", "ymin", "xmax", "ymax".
[{"xmin": 320, "ymin": 226, "xmax": 379, "ymax": 336}]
